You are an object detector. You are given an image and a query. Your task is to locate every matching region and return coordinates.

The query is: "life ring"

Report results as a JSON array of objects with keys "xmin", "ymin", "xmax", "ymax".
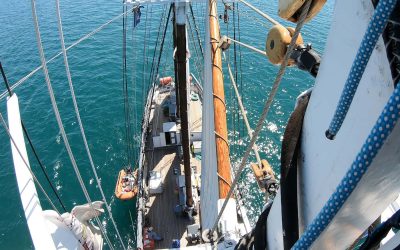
[
  {"xmin": 265, "ymin": 25, "xmax": 303, "ymax": 65},
  {"xmin": 278, "ymin": 0, "xmax": 327, "ymax": 23}
]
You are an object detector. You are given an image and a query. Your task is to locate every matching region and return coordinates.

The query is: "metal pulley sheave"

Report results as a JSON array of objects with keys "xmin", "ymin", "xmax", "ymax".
[
  {"xmin": 265, "ymin": 24, "xmax": 303, "ymax": 65},
  {"xmin": 278, "ymin": 0, "xmax": 327, "ymax": 23}
]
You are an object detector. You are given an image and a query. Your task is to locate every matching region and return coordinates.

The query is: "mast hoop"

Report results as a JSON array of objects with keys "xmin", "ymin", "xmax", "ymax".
[
  {"xmin": 214, "ymin": 131, "xmax": 230, "ymax": 147},
  {"xmin": 210, "ymin": 0, "xmax": 313, "ymax": 239}
]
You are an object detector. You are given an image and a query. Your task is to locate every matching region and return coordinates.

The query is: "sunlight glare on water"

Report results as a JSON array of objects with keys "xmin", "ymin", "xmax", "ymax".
[{"xmin": 0, "ymin": 0, "xmax": 334, "ymax": 248}]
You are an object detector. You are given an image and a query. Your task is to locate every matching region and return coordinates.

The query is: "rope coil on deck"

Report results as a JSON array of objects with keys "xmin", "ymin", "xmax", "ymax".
[{"xmin": 325, "ymin": 0, "xmax": 399, "ymax": 140}]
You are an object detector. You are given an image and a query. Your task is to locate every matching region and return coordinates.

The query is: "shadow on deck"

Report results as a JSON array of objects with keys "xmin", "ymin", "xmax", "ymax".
[{"xmin": 145, "ymin": 148, "xmax": 194, "ymax": 248}]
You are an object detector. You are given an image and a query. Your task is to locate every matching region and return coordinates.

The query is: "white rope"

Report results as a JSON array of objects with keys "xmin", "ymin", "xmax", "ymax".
[
  {"xmin": 0, "ymin": 112, "xmax": 94, "ymax": 250},
  {"xmin": 223, "ymin": 52, "xmax": 261, "ymax": 165},
  {"xmin": 54, "ymin": 0, "xmax": 126, "ymax": 249},
  {"xmin": 210, "ymin": 0, "xmax": 313, "ymax": 237},
  {"xmin": 0, "ymin": 6, "xmax": 134, "ymax": 102},
  {"xmin": 30, "ymin": 0, "xmax": 113, "ymax": 248},
  {"xmin": 238, "ymin": 8, "xmax": 269, "ymax": 29},
  {"xmin": 227, "ymin": 37, "xmax": 267, "ymax": 57},
  {"xmin": 0, "ymin": 112, "xmax": 60, "ymax": 215},
  {"xmin": 238, "ymin": 0, "xmax": 279, "ymax": 26}
]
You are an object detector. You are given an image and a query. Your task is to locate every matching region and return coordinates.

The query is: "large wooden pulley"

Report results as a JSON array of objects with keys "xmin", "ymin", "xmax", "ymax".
[
  {"xmin": 265, "ymin": 25, "xmax": 303, "ymax": 65},
  {"xmin": 278, "ymin": 0, "xmax": 327, "ymax": 23}
]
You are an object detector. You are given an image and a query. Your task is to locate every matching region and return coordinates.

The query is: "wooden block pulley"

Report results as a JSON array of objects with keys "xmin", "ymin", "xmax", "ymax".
[
  {"xmin": 265, "ymin": 25, "xmax": 303, "ymax": 65},
  {"xmin": 278, "ymin": 0, "xmax": 327, "ymax": 23}
]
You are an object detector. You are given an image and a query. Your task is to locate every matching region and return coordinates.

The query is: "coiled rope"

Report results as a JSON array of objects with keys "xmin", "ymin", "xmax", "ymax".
[
  {"xmin": 54, "ymin": 0, "xmax": 126, "ymax": 248},
  {"xmin": 30, "ymin": 0, "xmax": 113, "ymax": 248},
  {"xmin": 325, "ymin": 0, "xmax": 398, "ymax": 140},
  {"xmin": 293, "ymin": 81, "xmax": 400, "ymax": 249},
  {"xmin": 210, "ymin": 0, "xmax": 313, "ymax": 237}
]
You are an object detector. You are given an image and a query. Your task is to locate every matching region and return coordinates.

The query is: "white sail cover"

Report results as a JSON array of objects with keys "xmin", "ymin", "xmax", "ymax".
[
  {"xmin": 7, "ymin": 94, "xmax": 56, "ymax": 249},
  {"xmin": 8, "ymin": 94, "xmax": 103, "ymax": 250},
  {"xmin": 200, "ymin": 0, "xmax": 219, "ymax": 230}
]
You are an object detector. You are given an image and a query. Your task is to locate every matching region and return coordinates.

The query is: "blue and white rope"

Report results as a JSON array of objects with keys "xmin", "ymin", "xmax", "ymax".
[
  {"xmin": 325, "ymin": 0, "xmax": 398, "ymax": 140},
  {"xmin": 293, "ymin": 81, "xmax": 400, "ymax": 249}
]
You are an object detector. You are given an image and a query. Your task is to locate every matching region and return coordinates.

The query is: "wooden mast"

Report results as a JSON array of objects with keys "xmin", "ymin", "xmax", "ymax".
[
  {"xmin": 209, "ymin": 0, "xmax": 232, "ymax": 198},
  {"xmin": 174, "ymin": 3, "xmax": 194, "ymax": 207}
]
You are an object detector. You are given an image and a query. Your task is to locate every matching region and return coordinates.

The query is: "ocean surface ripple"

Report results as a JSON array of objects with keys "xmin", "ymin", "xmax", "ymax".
[{"xmin": 0, "ymin": 0, "xmax": 333, "ymax": 248}]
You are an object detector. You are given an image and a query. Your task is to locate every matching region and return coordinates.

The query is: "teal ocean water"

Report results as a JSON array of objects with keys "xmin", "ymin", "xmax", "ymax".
[{"xmin": 0, "ymin": 0, "xmax": 333, "ymax": 249}]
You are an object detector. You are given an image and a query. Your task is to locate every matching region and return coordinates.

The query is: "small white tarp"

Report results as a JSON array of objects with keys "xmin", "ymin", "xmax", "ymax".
[
  {"xmin": 162, "ymin": 122, "xmax": 177, "ymax": 132},
  {"xmin": 149, "ymin": 171, "xmax": 163, "ymax": 194}
]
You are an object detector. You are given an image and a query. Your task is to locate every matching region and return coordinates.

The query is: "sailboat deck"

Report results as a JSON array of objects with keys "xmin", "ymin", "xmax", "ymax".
[
  {"xmin": 190, "ymin": 99, "xmax": 202, "ymax": 133},
  {"xmin": 144, "ymin": 87, "xmax": 202, "ymax": 249}
]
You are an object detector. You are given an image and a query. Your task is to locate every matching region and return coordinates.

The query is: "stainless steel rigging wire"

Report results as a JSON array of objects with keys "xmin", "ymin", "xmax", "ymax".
[
  {"xmin": 30, "ymin": 0, "xmax": 113, "ymax": 247},
  {"xmin": 189, "ymin": 4, "xmax": 204, "ymax": 57},
  {"xmin": 54, "ymin": 0, "xmax": 126, "ymax": 248},
  {"xmin": 0, "ymin": 112, "xmax": 60, "ymax": 215},
  {"xmin": 0, "ymin": 6, "xmax": 135, "ymax": 102},
  {"xmin": 1, "ymin": 61, "xmax": 67, "ymax": 212},
  {"xmin": 187, "ymin": 14, "xmax": 203, "ymax": 81},
  {"xmin": 210, "ymin": 0, "xmax": 313, "ymax": 238},
  {"xmin": 238, "ymin": 0, "xmax": 279, "ymax": 25},
  {"xmin": 223, "ymin": 52, "xmax": 261, "ymax": 165}
]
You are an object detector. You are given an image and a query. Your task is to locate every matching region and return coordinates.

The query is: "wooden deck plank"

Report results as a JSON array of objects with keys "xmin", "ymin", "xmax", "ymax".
[{"xmin": 143, "ymin": 87, "xmax": 202, "ymax": 249}]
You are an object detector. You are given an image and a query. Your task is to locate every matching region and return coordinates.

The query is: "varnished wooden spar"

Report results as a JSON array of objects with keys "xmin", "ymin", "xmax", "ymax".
[{"xmin": 209, "ymin": 0, "xmax": 232, "ymax": 198}]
